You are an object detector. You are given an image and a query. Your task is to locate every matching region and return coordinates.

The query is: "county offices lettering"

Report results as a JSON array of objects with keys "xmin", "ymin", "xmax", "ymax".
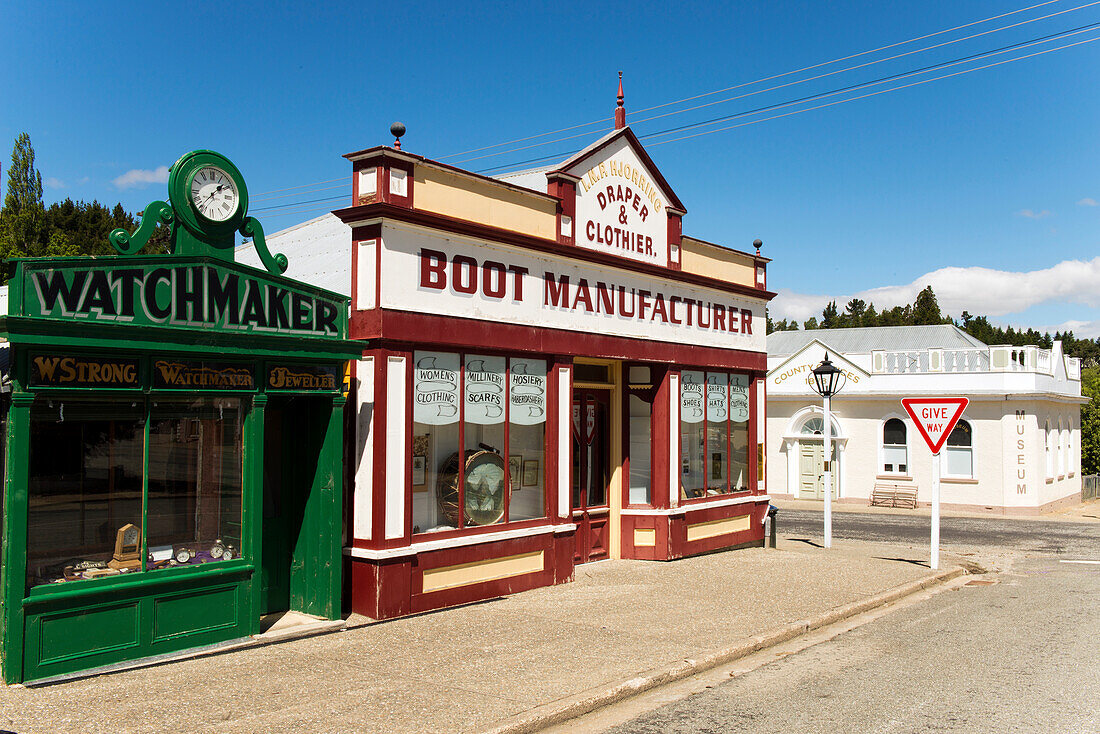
[{"xmin": 772, "ymin": 362, "xmax": 861, "ymax": 389}]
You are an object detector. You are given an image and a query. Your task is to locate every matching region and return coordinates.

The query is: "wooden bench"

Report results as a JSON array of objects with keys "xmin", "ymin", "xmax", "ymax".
[{"xmin": 871, "ymin": 482, "xmax": 918, "ymax": 509}]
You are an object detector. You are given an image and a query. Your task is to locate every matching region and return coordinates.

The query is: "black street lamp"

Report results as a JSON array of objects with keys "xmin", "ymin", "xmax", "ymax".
[{"xmin": 810, "ymin": 353, "xmax": 846, "ymax": 548}]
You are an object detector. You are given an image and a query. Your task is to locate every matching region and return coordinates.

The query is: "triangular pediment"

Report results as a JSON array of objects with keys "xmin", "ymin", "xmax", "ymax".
[
  {"xmin": 768, "ymin": 338, "xmax": 870, "ymax": 392},
  {"xmin": 554, "ymin": 127, "xmax": 685, "ymax": 212},
  {"xmin": 551, "ymin": 127, "xmax": 684, "ymax": 269}
]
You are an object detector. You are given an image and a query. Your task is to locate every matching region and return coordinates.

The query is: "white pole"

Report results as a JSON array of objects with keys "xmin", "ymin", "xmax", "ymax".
[
  {"xmin": 931, "ymin": 451, "xmax": 940, "ymax": 570},
  {"xmin": 823, "ymin": 395, "xmax": 832, "ymax": 549}
]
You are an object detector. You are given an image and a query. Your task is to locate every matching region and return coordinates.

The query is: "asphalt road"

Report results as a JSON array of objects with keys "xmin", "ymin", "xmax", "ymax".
[
  {"xmin": 606, "ymin": 515, "xmax": 1100, "ymax": 734},
  {"xmin": 775, "ymin": 508, "xmax": 1099, "ymax": 554}
]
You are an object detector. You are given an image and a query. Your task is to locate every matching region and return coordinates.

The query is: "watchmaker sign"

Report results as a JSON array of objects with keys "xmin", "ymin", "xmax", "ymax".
[
  {"xmin": 18, "ymin": 261, "xmax": 347, "ymax": 339},
  {"xmin": 571, "ymin": 137, "xmax": 668, "ymax": 268}
]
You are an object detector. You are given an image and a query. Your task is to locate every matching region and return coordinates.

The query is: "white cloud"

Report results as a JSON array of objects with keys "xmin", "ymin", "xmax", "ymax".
[
  {"xmin": 769, "ymin": 256, "xmax": 1100, "ymax": 326},
  {"xmin": 44, "ymin": 177, "xmax": 65, "ymax": 189},
  {"xmin": 112, "ymin": 165, "xmax": 169, "ymax": 190},
  {"xmin": 1016, "ymin": 208, "xmax": 1052, "ymax": 219},
  {"xmin": 1077, "ymin": 198, "xmax": 1098, "ymax": 207},
  {"xmin": 1038, "ymin": 319, "xmax": 1100, "ymax": 338}
]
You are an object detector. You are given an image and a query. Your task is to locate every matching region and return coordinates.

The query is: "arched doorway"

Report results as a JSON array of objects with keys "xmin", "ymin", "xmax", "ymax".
[{"xmin": 783, "ymin": 408, "xmax": 845, "ymax": 499}]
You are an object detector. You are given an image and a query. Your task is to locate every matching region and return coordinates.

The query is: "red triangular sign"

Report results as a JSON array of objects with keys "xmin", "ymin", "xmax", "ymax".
[{"xmin": 901, "ymin": 397, "xmax": 969, "ymax": 455}]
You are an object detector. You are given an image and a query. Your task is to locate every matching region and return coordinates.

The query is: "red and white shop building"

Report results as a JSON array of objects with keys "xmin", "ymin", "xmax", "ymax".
[{"xmin": 249, "ymin": 96, "xmax": 775, "ymax": 619}]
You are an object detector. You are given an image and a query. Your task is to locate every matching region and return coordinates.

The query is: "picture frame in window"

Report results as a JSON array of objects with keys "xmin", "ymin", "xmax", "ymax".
[
  {"xmin": 522, "ymin": 459, "xmax": 540, "ymax": 487},
  {"xmin": 509, "ymin": 455, "xmax": 522, "ymax": 490},
  {"xmin": 412, "ymin": 455, "xmax": 427, "ymax": 488},
  {"xmin": 710, "ymin": 452, "xmax": 725, "ymax": 482}
]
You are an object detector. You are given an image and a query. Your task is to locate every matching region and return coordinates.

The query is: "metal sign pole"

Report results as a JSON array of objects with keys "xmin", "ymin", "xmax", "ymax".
[
  {"xmin": 931, "ymin": 451, "xmax": 940, "ymax": 570},
  {"xmin": 823, "ymin": 394, "xmax": 832, "ymax": 549}
]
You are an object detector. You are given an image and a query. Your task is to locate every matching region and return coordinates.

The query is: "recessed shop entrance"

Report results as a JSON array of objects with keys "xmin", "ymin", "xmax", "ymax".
[
  {"xmin": 572, "ymin": 389, "xmax": 612, "ymax": 563},
  {"xmin": 261, "ymin": 396, "xmax": 338, "ymax": 617}
]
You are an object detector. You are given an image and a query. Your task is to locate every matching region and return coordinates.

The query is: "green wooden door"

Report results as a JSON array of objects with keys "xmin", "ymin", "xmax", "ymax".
[{"xmin": 261, "ymin": 402, "xmax": 291, "ymax": 615}]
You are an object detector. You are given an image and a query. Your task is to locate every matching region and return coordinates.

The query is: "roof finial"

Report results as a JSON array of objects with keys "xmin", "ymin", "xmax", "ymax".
[
  {"xmin": 390, "ymin": 121, "xmax": 406, "ymax": 150},
  {"xmin": 615, "ymin": 71, "xmax": 626, "ymax": 129}
]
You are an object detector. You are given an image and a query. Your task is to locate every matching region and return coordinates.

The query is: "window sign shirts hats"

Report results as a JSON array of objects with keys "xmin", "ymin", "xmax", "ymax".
[
  {"xmin": 509, "ymin": 358, "xmax": 546, "ymax": 426},
  {"xmin": 464, "ymin": 354, "xmax": 505, "ymax": 425},
  {"xmin": 414, "ymin": 351, "xmax": 460, "ymax": 425},
  {"xmin": 706, "ymin": 372, "xmax": 728, "ymax": 423},
  {"xmin": 681, "ymin": 370, "xmax": 705, "ymax": 424}
]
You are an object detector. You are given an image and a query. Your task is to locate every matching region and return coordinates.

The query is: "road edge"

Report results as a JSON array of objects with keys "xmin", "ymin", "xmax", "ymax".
[{"xmin": 480, "ymin": 564, "xmax": 969, "ymax": 734}]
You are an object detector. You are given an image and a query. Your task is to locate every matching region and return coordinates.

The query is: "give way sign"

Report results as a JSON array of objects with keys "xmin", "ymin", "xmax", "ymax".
[{"xmin": 901, "ymin": 397, "xmax": 969, "ymax": 455}]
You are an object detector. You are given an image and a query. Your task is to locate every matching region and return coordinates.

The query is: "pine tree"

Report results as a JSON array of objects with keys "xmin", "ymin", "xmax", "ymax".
[
  {"xmin": 911, "ymin": 285, "xmax": 942, "ymax": 325},
  {"xmin": 0, "ymin": 132, "xmax": 47, "ymax": 264}
]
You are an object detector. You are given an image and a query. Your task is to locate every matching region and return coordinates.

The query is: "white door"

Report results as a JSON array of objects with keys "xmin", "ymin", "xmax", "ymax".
[{"xmin": 798, "ymin": 441, "xmax": 838, "ymax": 499}]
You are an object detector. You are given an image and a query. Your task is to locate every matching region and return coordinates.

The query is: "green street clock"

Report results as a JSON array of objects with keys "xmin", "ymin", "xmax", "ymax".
[{"xmin": 109, "ymin": 149, "xmax": 287, "ymax": 275}]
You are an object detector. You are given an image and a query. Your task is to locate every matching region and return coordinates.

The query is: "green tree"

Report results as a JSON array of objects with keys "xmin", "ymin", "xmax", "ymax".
[
  {"xmin": 911, "ymin": 285, "xmax": 943, "ymax": 325},
  {"xmin": 1080, "ymin": 367, "xmax": 1100, "ymax": 475},
  {"xmin": 821, "ymin": 300, "xmax": 840, "ymax": 328},
  {"xmin": 0, "ymin": 132, "xmax": 47, "ymax": 264}
]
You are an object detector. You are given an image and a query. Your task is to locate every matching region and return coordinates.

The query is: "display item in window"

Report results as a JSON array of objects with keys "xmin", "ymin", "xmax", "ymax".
[
  {"xmin": 437, "ymin": 449, "xmax": 506, "ymax": 526},
  {"xmin": 108, "ymin": 523, "xmax": 143, "ymax": 571}
]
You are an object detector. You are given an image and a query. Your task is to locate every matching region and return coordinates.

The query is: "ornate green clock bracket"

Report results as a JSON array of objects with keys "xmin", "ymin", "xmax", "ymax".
[{"xmin": 109, "ymin": 150, "xmax": 288, "ymax": 275}]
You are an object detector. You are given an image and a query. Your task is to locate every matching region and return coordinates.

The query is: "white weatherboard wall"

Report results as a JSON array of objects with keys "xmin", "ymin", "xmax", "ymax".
[{"xmin": 766, "ymin": 335, "xmax": 1085, "ymax": 514}]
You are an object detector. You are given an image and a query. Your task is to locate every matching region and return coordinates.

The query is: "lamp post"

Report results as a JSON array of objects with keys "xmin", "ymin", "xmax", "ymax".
[{"xmin": 811, "ymin": 353, "xmax": 846, "ymax": 548}]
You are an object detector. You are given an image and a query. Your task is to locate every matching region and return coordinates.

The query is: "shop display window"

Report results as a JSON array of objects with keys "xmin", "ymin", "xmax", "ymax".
[
  {"xmin": 146, "ymin": 398, "xmax": 243, "ymax": 571},
  {"xmin": 628, "ymin": 395, "xmax": 652, "ymax": 505},
  {"xmin": 26, "ymin": 398, "xmax": 245, "ymax": 589},
  {"xmin": 412, "ymin": 351, "xmax": 546, "ymax": 534},
  {"xmin": 680, "ymin": 371, "xmax": 751, "ymax": 499}
]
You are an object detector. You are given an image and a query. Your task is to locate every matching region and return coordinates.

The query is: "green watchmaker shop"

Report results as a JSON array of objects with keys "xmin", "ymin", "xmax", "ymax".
[{"xmin": 0, "ymin": 150, "xmax": 360, "ymax": 684}]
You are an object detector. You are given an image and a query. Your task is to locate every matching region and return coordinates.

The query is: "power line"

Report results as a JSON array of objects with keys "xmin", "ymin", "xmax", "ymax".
[
  {"xmin": 627, "ymin": 0, "xmax": 1100, "ymax": 131},
  {"xmin": 453, "ymin": 1, "xmax": 1100, "ymax": 167},
  {"xmin": 640, "ymin": 19, "xmax": 1100, "ymax": 142},
  {"xmin": 441, "ymin": 0, "xmax": 1064, "ymax": 162},
  {"xmin": 477, "ymin": 25, "xmax": 1100, "ymax": 174},
  {"xmin": 647, "ymin": 33, "xmax": 1100, "ymax": 148}
]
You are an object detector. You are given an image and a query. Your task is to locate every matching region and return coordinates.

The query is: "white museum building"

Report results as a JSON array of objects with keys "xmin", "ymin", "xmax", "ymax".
[{"xmin": 766, "ymin": 325, "xmax": 1087, "ymax": 514}]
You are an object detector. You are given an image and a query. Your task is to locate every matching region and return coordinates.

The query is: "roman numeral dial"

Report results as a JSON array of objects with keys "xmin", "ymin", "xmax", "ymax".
[{"xmin": 189, "ymin": 165, "xmax": 240, "ymax": 222}]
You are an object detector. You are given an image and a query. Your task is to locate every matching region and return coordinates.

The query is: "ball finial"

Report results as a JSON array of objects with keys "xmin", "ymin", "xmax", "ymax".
[
  {"xmin": 753, "ymin": 238, "xmax": 763, "ymax": 255},
  {"xmin": 390, "ymin": 121, "xmax": 406, "ymax": 149}
]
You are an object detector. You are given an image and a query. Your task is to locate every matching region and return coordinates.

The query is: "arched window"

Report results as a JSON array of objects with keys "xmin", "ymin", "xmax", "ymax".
[
  {"xmin": 882, "ymin": 418, "xmax": 907, "ymax": 474},
  {"xmin": 1045, "ymin": 420, "xmax": 1054, "ymax": 480},
  {"xmin": 800, "ymin": 416, "xmax": 824, "ymax": 435},
  {"xmin": 945, "ymin": 419, "xmax": 973, "ymax": 478}
]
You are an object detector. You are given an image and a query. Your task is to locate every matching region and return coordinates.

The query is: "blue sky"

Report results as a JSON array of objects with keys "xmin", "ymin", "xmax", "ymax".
[{"xmin": 4, "ymin": 1, "xmax": 1100, "ymax": 336}]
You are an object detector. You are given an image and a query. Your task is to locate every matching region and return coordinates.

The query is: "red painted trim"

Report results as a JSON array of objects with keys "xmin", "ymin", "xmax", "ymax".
[
  {"xmin": 549, "ymin": 127, "xmax": 687, "ymax": 213},
  {"xmin": 651, "ymin": 368, "xmax": 671, "ymax": 509},
  {"xmin": 682, "ymin": 234, "xmax": 772, "ymax": 264},
  {"xmin": 404, "ymin": 349, "xmax": 414, "ymax": 540},
  {"xmin": 343, "ymin": 147, "xmax": 561, "ymax": 203},
  {"xmin": 749, "ymin": 378, "xmax": 758, "ymax": 493},
  {"xmin": 352, "ymin": 161, "xmax": 382, "ymax": 207},
  {"xmin": 372, "ymin": 310, "xmax": 768, "ymax": 371},
  {"xmin": 667, "ymin": 213, "xmax": 682, "ymax": 271},
  {"xmin": 548, "ymin": 178, "xmax": 576, "ymax": 246},
  {"xmin": 332, "ymin": 202, "xmax": 776, "ymax": 302}
]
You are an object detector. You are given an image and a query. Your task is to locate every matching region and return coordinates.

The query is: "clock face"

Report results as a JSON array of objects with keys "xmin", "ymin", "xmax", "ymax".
[{"xmin": 190, "ymin": 166, "xmax": 239, "ymax": 222}]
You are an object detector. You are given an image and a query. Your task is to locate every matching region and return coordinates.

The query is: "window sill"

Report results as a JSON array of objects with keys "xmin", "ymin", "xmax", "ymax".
[
  {"xmin": 875, "ymin": 474, "xmax": 913, "ymax": 482},
  {"xmin": 24, "ymin": 559, "xmax": 253, "ymax": 606},
  {"xmin": 940, "ymin": 477, "xmax": 978, "ymax": 484}
]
